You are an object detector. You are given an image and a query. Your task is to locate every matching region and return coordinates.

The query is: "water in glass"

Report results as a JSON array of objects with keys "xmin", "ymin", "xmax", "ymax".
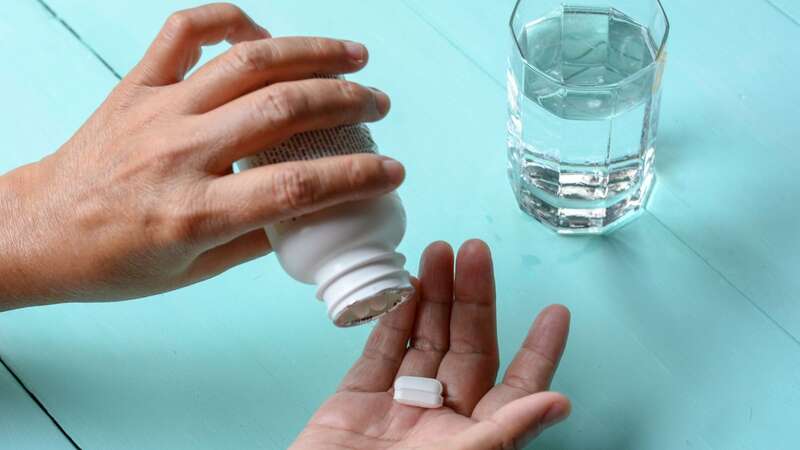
[{"xmin": 508, "ymin": 3, "xmax": 668, "ymax": 233}]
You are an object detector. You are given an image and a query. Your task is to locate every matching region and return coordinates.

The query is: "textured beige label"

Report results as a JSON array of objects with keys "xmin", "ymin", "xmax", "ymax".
[
  {"xmin": 241, "ymin": 75, "xmax": 377, "ymax": 169},
  {"xmin": 244, "ymin": 124, "xmax": 377, "ymax": 168}
]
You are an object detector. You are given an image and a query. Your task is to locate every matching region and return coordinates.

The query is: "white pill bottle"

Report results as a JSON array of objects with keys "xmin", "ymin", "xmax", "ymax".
[{"xmin": 237, "ymin": 123, "xmax": 414, "ymax": 327}]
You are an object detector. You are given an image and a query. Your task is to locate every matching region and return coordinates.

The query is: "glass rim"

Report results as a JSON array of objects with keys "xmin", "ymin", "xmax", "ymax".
[{"xmin": 509, "ymin": 0, "xmax": 670, "ymax": 90}]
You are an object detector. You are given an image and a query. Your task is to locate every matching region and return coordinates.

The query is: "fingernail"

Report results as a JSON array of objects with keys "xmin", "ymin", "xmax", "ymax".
[
  {"xmin": 369, "ymin": 86, "xmax": 391, "ymax": 116},
  {"xmin": 343, "ymin": 41, "xmax": 366, "ymax": 64},
  {"xmin": 381, "ymin": 158, "xmax": 405, "ymax": 186},
  {"xmin": 542, "ymin": 402, "xmax": 569, "ymax": 426}
]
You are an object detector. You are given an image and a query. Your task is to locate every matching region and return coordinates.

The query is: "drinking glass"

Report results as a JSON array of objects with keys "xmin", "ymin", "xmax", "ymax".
[{"xmin": 507, "ymin": 0, "xmax": 669, "ymax": 233}]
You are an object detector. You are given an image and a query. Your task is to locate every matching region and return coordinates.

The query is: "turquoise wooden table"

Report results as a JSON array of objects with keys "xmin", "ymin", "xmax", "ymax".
[{"xmin": 1, "ymin": 1, "xmax": 798, "ymax": 449}]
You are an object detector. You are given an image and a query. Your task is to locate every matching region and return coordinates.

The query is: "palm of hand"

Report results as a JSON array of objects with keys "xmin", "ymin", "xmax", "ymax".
[
  {"xmin": 299, "ymin": 391, "xmax": 476, "ymax": 449},
  {"xmin": 292, "ymin": 241, "xmax": 571, "ymax": 450}
]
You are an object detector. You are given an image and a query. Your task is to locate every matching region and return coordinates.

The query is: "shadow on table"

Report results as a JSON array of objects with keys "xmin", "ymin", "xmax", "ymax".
[{"xmin": 651, "ymin": 129, "xmax": 689, "ymax": 178}]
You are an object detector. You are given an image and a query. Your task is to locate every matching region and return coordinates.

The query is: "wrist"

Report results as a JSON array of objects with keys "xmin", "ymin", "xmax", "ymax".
[{"xmin": 0, "ymin": 159, "xmax": 63, "ymax": 310}]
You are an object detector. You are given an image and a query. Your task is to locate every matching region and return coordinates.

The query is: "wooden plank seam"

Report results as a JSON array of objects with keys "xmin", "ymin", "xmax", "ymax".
[
  {"xmin": 0, "ymin": 355, "xmax": 80, "ymax": 449},
  {"xmin": 35, "ymin": 0, "xmax": 122, "ymax": 80},
  {"xmin": 764, "ymin": 0, "xmax": 800, "ymax": 26}
]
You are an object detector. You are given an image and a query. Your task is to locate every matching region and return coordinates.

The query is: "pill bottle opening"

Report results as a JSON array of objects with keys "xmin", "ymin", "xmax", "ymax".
[
  {"xmin": 333, "ymin": 286, "xmax": 415, "ymax": 327},
  {"xmin": 318, "ymin": 249, "xmax": 414, "ymax": 327}
]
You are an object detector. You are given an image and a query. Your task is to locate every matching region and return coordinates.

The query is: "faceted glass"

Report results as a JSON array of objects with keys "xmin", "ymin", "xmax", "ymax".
[{"xmin": 507, "ymin": 0, "xmax": 669, "ymax": 233}]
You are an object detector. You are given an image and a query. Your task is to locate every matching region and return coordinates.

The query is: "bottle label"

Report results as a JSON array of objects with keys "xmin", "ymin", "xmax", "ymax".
[
  {"xmin": 242, "ymin": 124, "xmax": 377, "ymax": 168},
  {"xmin": 239, "ymin": 75, "xmax": 378, "ymax": 169}
]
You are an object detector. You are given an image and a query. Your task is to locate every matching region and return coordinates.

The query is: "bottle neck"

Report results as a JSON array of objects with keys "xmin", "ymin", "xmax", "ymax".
[{"xmin": 315, "ymin": 248, "xmax": 413, "ymax": 326}]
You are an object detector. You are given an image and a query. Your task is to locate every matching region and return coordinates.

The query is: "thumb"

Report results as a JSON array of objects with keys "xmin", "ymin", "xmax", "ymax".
[{"xmin": 449, "ymin": 392, "xmax": 571, "ymax": 450}]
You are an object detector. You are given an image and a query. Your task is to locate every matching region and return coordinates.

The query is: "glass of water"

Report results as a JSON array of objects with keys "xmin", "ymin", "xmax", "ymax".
[{"xmin": 507, "ymin": 0, "xmax": 669, "ymax": 233}]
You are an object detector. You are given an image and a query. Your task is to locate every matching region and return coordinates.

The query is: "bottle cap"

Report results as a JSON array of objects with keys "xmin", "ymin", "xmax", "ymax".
[{"xmin": 317, "ymin": 249, "xmax": 414, "ymax": 327}]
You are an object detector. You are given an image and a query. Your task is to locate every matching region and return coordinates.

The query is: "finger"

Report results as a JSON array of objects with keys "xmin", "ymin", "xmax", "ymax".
[
  {"xmin": 181, "ymin": 37, "xmax": 368, "ymax": 113},
  {"xmin": 182, "ymin": 228, "xmax": 271, "ymax": 284},
  {"xmin": 396, "ymin": 242, "xmax": 454, "ymax": 378},
  {"xmin": 338, "ymin": 296, "xmax": 417, "ymax": 392},
  {"xmin": 200, "ymin": 78, "xmax": 390, "ymax": 171},
  {"xmin": 447, "ymin": 392, "xmax": 570, "ymax": 450},
  {"xmin": 130, "ymin": 3, "xmax": 270, "ymax": 86},
  {"xmin": 203, "ymin": 154, "xmax": 404, "ymax": 241},
  {"xmin": 436, "ymin": 240, "xmax": 499, "ymax": 416},
  {"xmin": 472, "ymin": 305, "xmax": 570, "ymax": 420}
]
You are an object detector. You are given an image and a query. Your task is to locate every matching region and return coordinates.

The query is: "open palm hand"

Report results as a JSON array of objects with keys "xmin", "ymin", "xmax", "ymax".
[{"xmin": 292, "ymin": 240, "xmax": 571, "ymax": 449}]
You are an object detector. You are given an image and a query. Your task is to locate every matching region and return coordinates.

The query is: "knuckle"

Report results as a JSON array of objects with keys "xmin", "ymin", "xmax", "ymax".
[
  {"xmin": 521, "ymin": 346, "xmax": 557, "ymax": 370},
  {"xmin": 168, "ymin": 204, "xmax": 211, "ymax": 246},
  {"xmin": 168, "ymin": 183, "xmax": 221, "ymax": 246},
  {"xmin": 271, "ymin": 166, "xmax": 319, "ymax": 212},
  {"xmin": 163, "ymin": 11, "xmax": 193, "ymax": 39},
  {"xmin": 146, "ymin": 150, "xmax": 174, "ymax": 175},
  {"xmin": 145, "ymin": 137, "xmax": 178, "ymax": 170},
  {"xmin": 257, "ymin": 86, "xmax": 302, "ymax": 125},
  {"xmin": 503, "ymin": 374, "xmax": 538, "ymax": 395},
  {"xmin": 361, "ymin": 344, "xmax": 401, "ymax": 365},
  {"xmin": 336, "ymin": 80, "xmax": 364, "ymax": 104},
  {"xmin": 215, "ymin": 2, "xmax": 245, "ymax": 18},
  {"xmin": 142, "ymin": 190, "xmax": 209, "ymax": 248},
  {"xmin": 150, "ymin": 150, "xmax": 186, "ymax": 176},
  {"xmin": 342, "ymin": 157, "xmax": 377, "ymax": 190},
  {"xmin": 166, "ymin": 209, "xmax": 201, "ymax": 245},
  {"xmin": 411, "ymin": 336, "xmax": 448, "ymax": 354},
  {"xmin": 229, "ymin": 41, "xmax": 270, "ymax": 73},
  {"xmin": 334, "ymin": 81, "xmax": 373, "ymax": 118},
  {"xmin": 448, "ymin": 337, "xmax": 484, "ymax": 356},
  {"xmin": 107, "ymin": 79, "xmax": 147, "ymax": 110},
  {"xmin": 307, "ymin": 37, "xmax": 335, "ymax": 58},
  {"xmin": 144, "ymin": 132, "xmax": 200, "ymax": 175}
]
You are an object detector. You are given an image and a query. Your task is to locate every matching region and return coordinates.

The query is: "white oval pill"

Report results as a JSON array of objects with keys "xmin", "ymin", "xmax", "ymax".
[{"xmin": 393, "ymin": 376, "xmax": 443, "ymax": 408}]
